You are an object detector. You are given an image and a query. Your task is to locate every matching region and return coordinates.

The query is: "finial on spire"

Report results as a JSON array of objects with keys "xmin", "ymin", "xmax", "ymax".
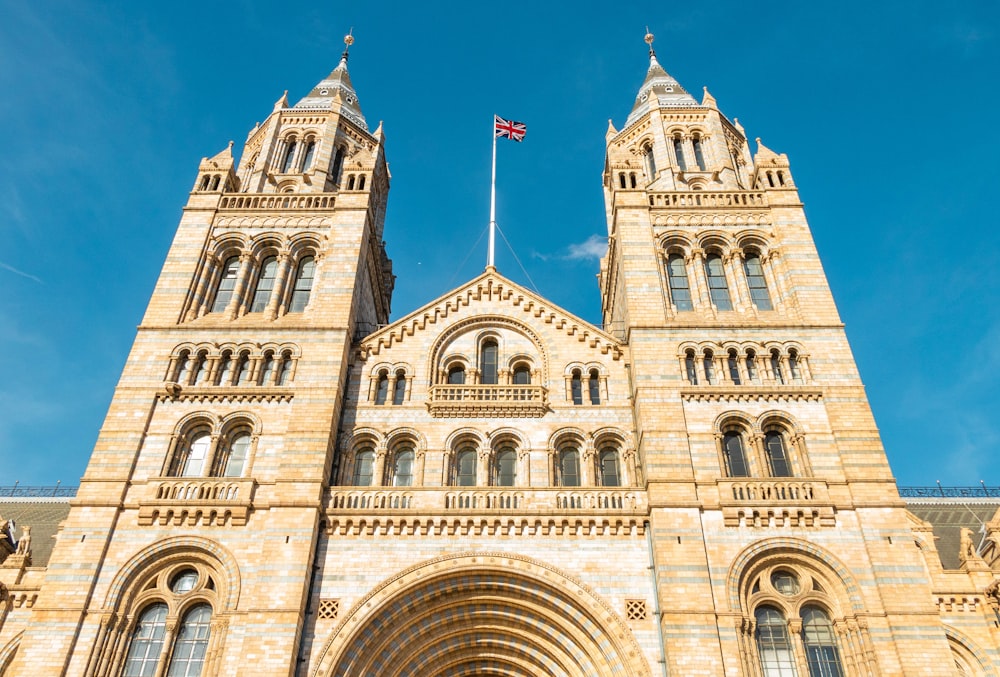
[
  {"xmin": 644, "ymin": 27, "xmax": 656, "ymax": 57},
  {"xmin": 341, "ymin": 28, "xmax": 354, "ymax": 63}
]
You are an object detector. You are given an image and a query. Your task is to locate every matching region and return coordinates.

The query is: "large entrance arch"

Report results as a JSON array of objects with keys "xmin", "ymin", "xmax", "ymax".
[{"xmin": 313, "ymin": 552, "xmax": 652, "ymax": 677}]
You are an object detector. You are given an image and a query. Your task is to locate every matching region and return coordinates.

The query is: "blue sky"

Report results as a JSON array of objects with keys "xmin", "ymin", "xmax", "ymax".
[{"xmin": 1, "ymin": 1, "xmax": 997, "ymax": 488}]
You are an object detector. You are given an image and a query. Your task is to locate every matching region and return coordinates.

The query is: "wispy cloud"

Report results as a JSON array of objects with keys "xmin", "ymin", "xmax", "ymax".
[
  {"xmin": 565, "ymin": 234, "xmax": 607, "ymax": 261},
  {"xmin": 0, "ymin": 261, "xmax": 42, "ymax": 284}
]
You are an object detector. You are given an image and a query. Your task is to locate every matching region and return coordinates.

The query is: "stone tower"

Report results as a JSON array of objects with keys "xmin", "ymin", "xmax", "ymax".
[{"xmin": 2, "ymin": 36, "xmax": 998, "ymax": 677}]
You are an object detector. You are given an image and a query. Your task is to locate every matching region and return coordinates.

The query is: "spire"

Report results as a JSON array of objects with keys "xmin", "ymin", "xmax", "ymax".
[
  {"xmin": 294, "ymin": 30, "xmax": 367, "ymax": 130},
  {"xmin": 625, "ymin": 30, "xmax": 697, "ymax": 127}
]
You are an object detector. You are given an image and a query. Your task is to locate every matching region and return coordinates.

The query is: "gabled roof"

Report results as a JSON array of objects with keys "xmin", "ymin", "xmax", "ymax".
[
  {"xmin": 625, "ymin": 50, "xmax": 698, "ymax": 127},
  {"xmin": 294, "ymin": 51, "xmax": 367, "ymax": 131},
  {"xmin": 358, "ymin": 269, "xmax": 623, "ymax": 360}
]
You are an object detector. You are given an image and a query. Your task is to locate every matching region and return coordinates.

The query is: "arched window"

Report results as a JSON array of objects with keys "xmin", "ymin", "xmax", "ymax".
[
  {"xmin": 300, "ymin": 140, "xmax": 316, "ymax": 171},
  {"xmin": 276, "ymin": 351, "xmax": 293, "ymax": 385},
  {"xmin": 480, "ymin": 340, "xmax": 498, "ymax": 385},
  {"xmin": 250, "ymin": 256, "xmax": 278, "ymax": 312},
  {"xmin": 281, "ymin": 139, "xmax": 297, "ymax": 173},
  {"xmin": 173, "ymin": 430, "xmax": 211, "ymax": 477},
  {"xmin": 598, "ymin": 448, "xmax": 621, "ymax": 487},
  {"xmin": 494, "ymin": 447, "xmax": 517, "ymax": 486},
  {"xmin": 200, "ymin": 175, "xmax": 211, "ymax": 191},
  {"xmin": 557, "ymin": 448, "xmax": 580, "ymax": 487},
  {"xmin": 801, "ymin": 606, "xmax": 845, "ymax": 677},
  {"xmin": 211, "ymin": 256, "xmax": 240, "ymax": 313},
  {"xmin": 455, "ymin": 447, "xmax": 477, "ymax": 486},
  {"xmin": 755, "ymin": 606, "xmax": 796, "ymax": 677},
  {"xmin": 352, "ymin": 449, "xmax": 374, "ymax": 486},
  {"xmin": 175, "ymin": 350, "xmax": 193, "ymax": 384},
  {"xmin": 374, "ymin": 371, "xmax": 389, "ymax": 405},
  {"xmin": 447, "ymin": 365, "xmax": 466, "ymax": 385},
  {"xmin": 215, "ymin": 351, "xmax": 233, "ymax": 386},
  {"xmin": 588, "ymin": 369, "xmax": 601, "ymax": 404},
  {"xmin": 619, "ymin": 173, "xmax": 627, "ymax": 189},
  {"xmin": 789, "ymin": 350, "xmax": 802, "ymax": 382},
  {"xmin": 167, "ymin": 604, "xmax": 212, "ymax": 676},
  {"xmin": 743, "ymin": 253, "xmax": 773, "ymax": 310},
  {"xmin": 330, "ymin": 145, "xmax": 345, "ymax": 185},
  {"xmin": 357, "ymin": 175, "xmax": 366, "ymax": 190},
  {"xmin": 745, "ymin": 350, "xmax": 758, "ymax": 382},
  {"xmin": 703, "ymin": 350, "xmax": 716, "ymax": 385},
  {"xmin": 215, "ymin": 430, "xmax": 251, "ymax": 477},
  {"xmin": 771, "ymin": 350, "xmax": 785, "ymax": 384},
  {"xmin": 122, "ymin": 603, "xmax": 168, "ymax": 676},
  {"xmin": 693, "ymin": 136, "xmax": 707, "ymax": 171},
  {"xmin": 672, "ymin": 136, "xmax": 687, "ymax": 172},
  {"xmin": 685, "ymin": 350, "xmax": 698, "ymax": 384},
  {"xmin": 666, "ymin": 253, "xmax": 693, "ymax": 311},
  {"xmin": 728, "ymin": 350, "xmax": 742, "ymax": 385},
  {"xmin": 765, "ymin": 431, "xmax": 792, "ymax": 477},
  {"xmin": 723, "ymin": 431, "xmax": 749, "ymax": 477},
  {"xmin": 643, "ymin": 143, "xmax": 657, "ymax": 181},
  {"xmin": 629, "ymin": 173, "xmax": 637, "ymax": 188},
  {"xmin": 570, "ymin": 369, "xmax": 583, "ymax": 405},
  {"xmin": 235, "ymin": 353, "xmax": 252, "ymax": 386},
  {"xmin": 288, "ymin": 256, "xmax": 315, "ymax": 312},
  {"xmin": 392, "ymin": 370, "xmax": 407, "ymax": 404},
  {"xmin": 347, "ymin": 174, "xmax": 356, "ymax": 190},
  {"xmin": 391, "ymin": 448, "xmax": 414, "ymax": 487},
  {"xmin": 192, "ymin": 352, "xmax": 209, "ymax": 385},
  {"xmin": 259, "ymin": 352, "xmax": 276, "ymax": 386},
  {"xmin": 512, "ymin": 364, "xmax": 531, "ymax": 385},
  {"xmin": 704, "ymin": 253, "xmax": 732, "ymax": 310}
]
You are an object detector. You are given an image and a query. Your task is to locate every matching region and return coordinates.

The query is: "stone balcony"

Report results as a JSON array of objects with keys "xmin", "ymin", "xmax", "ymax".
[
  {"xmin": 217, "ymin": 194, "xmax": 334, "ymax": 210},
  {"xmin": 716, "ymin": 478, "xmax": 836, "ymax": 528},
  {"xmin": 647, "ymin": 190, "xmax": 767, "ymax": 209},
  {"xmin": 426, "ymin": 384, "xmax": 548, "ymax": 418},
  {"xmin": 137, "ymin": 477, "xmax": 256, "ymax": 526}
]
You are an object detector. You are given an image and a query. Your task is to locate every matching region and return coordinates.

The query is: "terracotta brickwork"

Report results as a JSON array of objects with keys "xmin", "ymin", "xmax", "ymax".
[{"xmin": 2, "ymin": 43, "xmax": 998, "ymax": 677}]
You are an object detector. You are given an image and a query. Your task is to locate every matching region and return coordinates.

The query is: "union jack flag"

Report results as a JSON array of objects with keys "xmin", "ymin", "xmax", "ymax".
[{"xmin": 494, "ymin": 115, "xmax": 527, "ymax": 142}]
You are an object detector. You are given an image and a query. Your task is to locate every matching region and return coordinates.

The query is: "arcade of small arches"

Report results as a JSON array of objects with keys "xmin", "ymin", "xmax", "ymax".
[
  {"xmin": 167, "ymin": 343, "xmax": 299, "ymax": 389},
  {"xmin": 714, "ymin": 411, "xmax": 810, "ymax": 480},
  {"xmin": 681, "ymin": 341, "xmax": 810, "ymax": 387},
  {"xmin": 183, "ymin": 233, "xmax": 321, "ymax": 322}
]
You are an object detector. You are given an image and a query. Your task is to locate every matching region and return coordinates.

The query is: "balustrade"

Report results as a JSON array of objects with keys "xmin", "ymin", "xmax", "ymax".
[
  {"xmin": 218, "ymin": 194, "xmax": 334, "ymax": 210},
  {"xmin": 647, "ymin": 191, "xmax": 767, "ymax": 208}
]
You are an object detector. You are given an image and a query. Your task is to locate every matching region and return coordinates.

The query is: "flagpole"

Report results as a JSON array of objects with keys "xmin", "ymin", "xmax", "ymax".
[{"xmin": 488, "ymin": 118, "xmax": 497, "ymax": 270}]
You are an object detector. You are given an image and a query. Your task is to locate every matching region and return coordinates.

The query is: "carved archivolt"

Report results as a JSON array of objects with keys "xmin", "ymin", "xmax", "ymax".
[{"xmin": 214, "ymin": 215, "xmax": 331, "ymax": 229}]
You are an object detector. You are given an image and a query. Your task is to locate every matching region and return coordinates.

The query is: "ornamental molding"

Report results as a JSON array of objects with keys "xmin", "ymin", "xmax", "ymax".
[
  {"xmin": 158, "ymin": 387, "xmax": 293, "ymax": 404},
  {"xmin": 652, "ymin": 212, "xmax": 771, "ymax": 227},
  {"xmin": 214, "ymin": 215, "xmax": 332, "ymax": 229},
  {"xmin": 681, "ymin": 388, "xmax": 823, "ymax": 403}
]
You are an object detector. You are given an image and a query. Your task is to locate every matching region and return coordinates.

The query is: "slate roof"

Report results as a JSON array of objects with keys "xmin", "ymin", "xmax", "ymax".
[
  {"xmin": 625, "ymin": 50, "xmax": 698, "ymax": 128},
  {"xmin": 905, "ymin": 499, "xmax": 1000, "ymax": 570},
  {"xmin": 0, "ymin": 497, "xmax": 72, "ymax": 567},
  {"xmin": 293, "ymin": 52, "xmax": 367, "ymax": 131}
]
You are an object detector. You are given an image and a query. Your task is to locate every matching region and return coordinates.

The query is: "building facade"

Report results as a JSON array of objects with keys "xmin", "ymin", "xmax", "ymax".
[{"xmin": 2, "ymin": 39, "xmax": 999, "ymax": 677}]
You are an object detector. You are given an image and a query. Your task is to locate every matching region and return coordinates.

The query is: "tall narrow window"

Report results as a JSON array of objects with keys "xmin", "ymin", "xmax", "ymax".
[
  {"xmin": 192, "ymin": 353, "xmax": 209, "ymax": 385},
  {"xmin": 755, "ymin": 606, "xmax": 797, "ymax": 677},
  {"xmin": 288, "ymin": 256, "xmax": 315, "ymax": 312},
  {"xmin": 392, "ymin": 370, "xmax": 406, "ymax": 404},
  {"xmin": 480, "ymin": 340, "xmax": 498, "ymax": 385},
  {"xmin": 276, "ymin": 352, "xmax": 293, "ymax": 385},
  {"xmin": 771, "ymin": 350, "xmax": 785, "ymax": 384},
  {"xmin": 331, "ymin": 145, "xmax": 345, "ymax": 184},
  {"xmin": 619, "ymin": 173, "xmax": 627, "ymax": 189},
  {"xmin": 685, "ymin": 351, "xmax": 698, "ymax": 384},
  {"xmin": 250, "ymin": 256, "xmax": 278, "ymax": 312},
  {"xmin": 789, "ymin": 351, "xmax": 802, "ymax": 382},
  {"xmin": 352, "ymin": 449, "xmax": 374, "ymax": 486},
  {"xmin": 374, "ymin": 371, "xmax": 389, "ymax": 405},
  {"xmin": 693, "ymin": 136, "xmax": 707, "ymax": 171},
  {"xmin": 259, "ymin": 353, "xmax": 275, "ymax": 385},
  {"xmin": 281, "ymin": 139, "xmax": 297, "ymax": 173},
  {"xmin": 728, "ymin": 350, "xmax": 742, "ymax": 385},
  {"xmin": 744, "ymin": 254, "xmax": 773, "ymax": 310},
  {"xmin": 215, "ymin": 352, "xmax": 233, "ymax": 386},
  {"xmin": 666, "ymin": 254, "xmax": 693, "ymax": 310},
  {"xmin": 703, "ymin": 351, "xmax": 716, "ymax": 385},
  {"xmin": 571, "ymin": 370, "xmax": 583, "ymax": 405},
  {"xmin": 211, "ymin": 256, "xmax": 240, "ymax": 313},
  {"xmin": 166, "ymin": 604, "xmax": 212, "ymax": 677},
  {"xmin": 643, "ymin": 143, "xmax": 657, "ymax": 181},
  {"xmin": 704, "ymin": 254, "xmax": 733, "ymax": 310},
  {"xmin": 448, "ymin": 365, "xmax": 466, "ymax": 385},
  {"xmin": 494, "ymin": 448, "xmax": 516, "ymax": 486},
  {"xmin": 558, "ymin": 448, "xmax": 580, "ymax": 487},
  {"xmin": 175, "ymin": 350, "xmax": 192, "ymax": 384},
  {"xmin": 512, "ymin": 364, "xmax": 531, "ymax": 385},
  {"xmin": 392, "ymin": 449, "xmax": 414, "ymax": 487},
  {"xmin": 746, "ymin": 350, "xmax": 758, "ymax": 382},
  {"xmin": 455, "ymin": 448, "xmax": 477, "ymax": 486},
  {"xmin": 598, "ymin": 448, "xmax": 621, "ymax": 487},
  {"xmin": 765, "ymin": 432, "xmax": 792, "ymax": 477},
  {"xmin": 235, "ymin": 353, "xmax": 251, "ymax": 386},
  {"xmin": 218, "ymin": 431, "xmax": 251, "ymax": 478},
  {"xmin": 801, "ymin": 607, "xmax": 845, "ymax": 677},
  {"xmin": 588, "ymin": 369, "xmax": 601, "ymax": 404},
  {"xmin": 723, "ymin": 431, "xmax": 749, "ymax": 477},
  {"xmin": 300, "ymin": 140, "xmax": 316, "ymax": 170},
  {"xmin": 673, "ymin": 137, "xmax": 687, "ymax": 172},
  {"xmin": 122, "ymin": 603, "xmax": 168, "ymax": 677}
]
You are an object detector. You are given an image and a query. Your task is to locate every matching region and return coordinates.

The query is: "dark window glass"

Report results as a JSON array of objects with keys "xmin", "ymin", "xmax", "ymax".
[
  {"xmin": 392, "ymin": 371, "xmax": 406, "ymax": 405},
  {"xmin": 122, "ymin": 603, "xmax": 168, "ymax": 677},
  {"xmin": 571, "ymin": 370, "xmax": 583, "ymax": 405},
  {"xmin": 599, "ymin": 449, "xmax": 621, "ymax": 487},
  {"xmin": 166, "ymin": 604, "xmax": 212, "ymax": 677},
  {"xmin": 588, "ymin": 369, "xmax": 601, "ymax": 404},
  {"xmin": 558, "ymin": 449, "xmax": 580, "ymax": 487},
  {"xmin": 765, "ymin": 432, "xmax": 792, "ymax": 477},
  {"xmin": 746, "ymin": 351, "xmax": 758, "ymax": 381},
  {"xmin": 211, "ymin": 256, "xmax": 240, "ymax": 313},
  {"xmin": 393, "ymin": 449, "xmax": 414, "ymax": 487},
  {"xmin": 301, "ymin": 141, "xmax": 316, "ymax": 170},
  {"xmin": 723, "ymin": 432, "xmax": 749, "ymax": 477},
  {"xmin": 251, "ymin": 256, "xmax": 278, "ymax": 312},
  {"xmin": 480, "ymin": 341, "xmax": 498, "ymax": 385},
  {"xmin": 728, "ymin": 351, "xmax": 742, "ymax": 385},
  {"xmin": 744, "ymin": 254, "xmax": 773, "ymax": 310},
  {"xmin": 771, "ymin": 351, "xmax": 785, "ymax": 384},
  {"xmin": 802, "ymin": 607, "xmax": 845, "ymax": 677},
  {"xmin": 619, "ymin": 173, "xmax": 627, "ymax": 189},
  {"xmin": 755, "ymin": 607, "xmax": 797, "ymax": 677},
  {"xmin": 281, "ymin": 140, "xmax": 297, "ymax": 173},
  {"xmin": 693, "ymin": 137, "xmax": 707, "ymax": 171},
  {"xmin": 644, "ymin": 144, "xmax": 657, "ymax": 180},
  {"xmin": 495, "ymin": 448, "xmax": 516, "ymax": 486},
  {"xmin": 353, "ymin": 450, "xmax": 374, "ymax": 486},
  {"xmin": 375, "ymin": 372, "xmax": 388, "ymax": 405},
  {"xmin": 666, "ymin": 254, "xmax": 693, "ymax": 311},
  {"xmin": 704, "ymin": 254, "xmax": 732, "ymax": 310},
  {"xmin": 513, "ymin": 365, "xmax": 531, "ymax": 385},
  {"xmin": 673, "ymin": 137, "xmax": 687, "ymax": 172},
  {"xmin": 288, "ymin": 256, "xmax": 315, "ymax": 312},
  {"xmin": 455, "ymin": 449, "xmax": 477, "ymax": 486},
  {"xmin": 448, "ymin": 365, "xmax": 466, "ymax": 385},
  {"xmin": 703, "ymin": 352, "xmax": 715, "ymax": 385},
  {"xmin": 331, "ymin": 146, "xmax": 345, "ymax": 184},
  {"xmin": 685, "ymin": 352, "xmax": 698, "ymax": 384}
]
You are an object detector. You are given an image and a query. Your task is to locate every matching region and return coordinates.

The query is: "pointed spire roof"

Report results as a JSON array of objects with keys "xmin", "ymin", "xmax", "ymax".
[
  {"xmin": 293, "ymin": 32, "xmax": 367, "ymax": 130},
  {"xmin": 625, "ymin": 32, "xmax": 697, "ymax": 127}
]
